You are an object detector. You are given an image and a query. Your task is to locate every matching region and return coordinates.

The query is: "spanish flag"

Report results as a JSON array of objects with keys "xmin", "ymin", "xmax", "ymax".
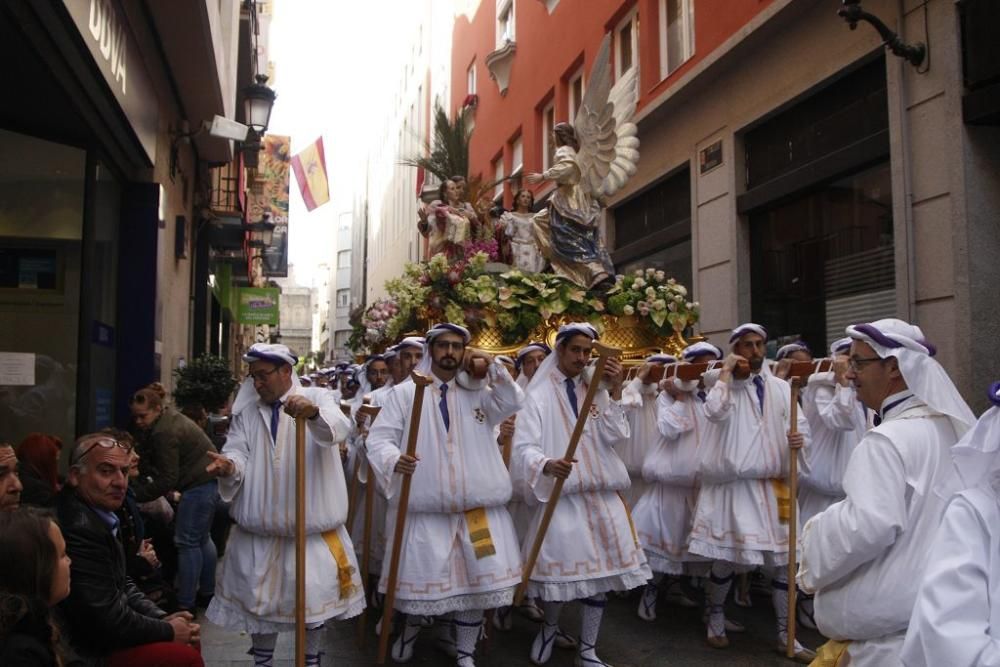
[{"xmin": 290, "ymin": 137, "xmax": 330, "ymax": 211}]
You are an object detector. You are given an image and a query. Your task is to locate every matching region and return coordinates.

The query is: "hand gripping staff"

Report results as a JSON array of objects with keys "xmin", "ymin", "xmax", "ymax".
[
  {"xmin": 346, "ymin": 397, "xmax": 374, "ymax": 538},
  {"xmin": 513, "ymin": 342, "xmax": 621, "ymax": 606},
  {"xmin": 294, "ymin": 416, "xmax": 307, "ymax": 667},
  {"xmin": 786, "ymin": 378, "xmax": 801, "ymax": 659},
  {"xmin": 376, "ymin": 371, "xmax": 435, "ymax": 664},
  {"xmin": 355, "ymin": 403, "xmax": 381, "ymax": 647}
]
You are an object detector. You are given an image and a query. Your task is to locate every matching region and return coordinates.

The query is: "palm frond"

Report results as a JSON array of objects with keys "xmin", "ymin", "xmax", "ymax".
[{"xmin": 400, "ymin": 105, "xmax": 471, "ymax": 182}]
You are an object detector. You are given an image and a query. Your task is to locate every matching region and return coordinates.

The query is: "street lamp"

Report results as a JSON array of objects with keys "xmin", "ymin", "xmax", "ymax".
[
  {"xmin": 837, "ymin": 0, "xmax": 925, "ymax": 68},
  {"xmin": 246, "ymin": 213, "xmax": 276, "ymax": 249},
  {"xmin": 241, "ymin": 74, "xmax": 276, "ymax": 168}
]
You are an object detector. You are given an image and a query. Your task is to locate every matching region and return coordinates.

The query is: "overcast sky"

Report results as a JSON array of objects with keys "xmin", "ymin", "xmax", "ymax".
[{"xmin": 266, "ymin": 0, "xmax": 413, "ymax": 287}]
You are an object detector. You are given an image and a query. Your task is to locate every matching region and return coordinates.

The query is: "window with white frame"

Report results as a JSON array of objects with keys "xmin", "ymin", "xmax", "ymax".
[
  {"xmin": 467, "ymin": 61, "xmax": 477, "ymax": 95},
  {"xmin": 568, "ymin": 68, "xmax": 585, "ymax": 120},
  {"xmin": 614, "ymin": 8, "xmax": 639, "ymax": 81},
  {"xmin": 511, "ymin": 136, "xmax": 523, "ymax": 176},
  {"xmin": 336, "ymin": 289, "xmax": 350, "ymax": 308},
  {"xmin": 494, "ymin": 156, "xmax": 504, "ymax": 200},
  {"xmin": 497, "ymin": 0, "xmax": 515, "ymax": 45},
  {"xmin": 541, "ymin": 102, "xmax": 555, "ymax": 171},
  {"xmin": 659, "ymin": 0, "xmax": 694, "ymax": 78}
]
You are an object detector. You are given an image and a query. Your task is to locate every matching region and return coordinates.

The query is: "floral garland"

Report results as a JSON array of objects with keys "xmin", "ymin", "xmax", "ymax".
[{"xmin": 348, "ymin": 255, "xmax": 700, "ymax": 353}]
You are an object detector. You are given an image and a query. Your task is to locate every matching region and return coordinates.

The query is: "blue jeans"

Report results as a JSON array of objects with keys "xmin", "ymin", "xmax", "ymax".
[{"xmin": 174, "ymin": 480, "xmax": 218, "ymax": 609}]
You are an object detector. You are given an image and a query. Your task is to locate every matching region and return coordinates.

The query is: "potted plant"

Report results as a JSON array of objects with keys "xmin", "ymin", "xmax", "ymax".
[{"xmin": 172, "ymin": 354, "xmax": 239, "ymax": 414}]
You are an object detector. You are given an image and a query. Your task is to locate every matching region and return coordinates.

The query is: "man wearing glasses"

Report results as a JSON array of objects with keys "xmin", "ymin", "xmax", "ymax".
[
  {"xmin": 798, "ymin": 318, "xmax": 976, "ymax": 667},
  {"xmin": 0, "ymin": 443, "xmax": 23, "ymax": 511},
  {"xmin": 56, "ymin": 433, "xmax": 203, "ymax": 664},
  {"xmin": 203, "ymin": 343, "xmax": 361, "ymax": 667}
]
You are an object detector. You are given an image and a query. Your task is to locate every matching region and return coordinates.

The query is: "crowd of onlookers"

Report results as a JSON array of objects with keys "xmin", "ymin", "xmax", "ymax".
[{"xmin": 0, "ymin": 382, "xmax": 231, "ymax": 666}]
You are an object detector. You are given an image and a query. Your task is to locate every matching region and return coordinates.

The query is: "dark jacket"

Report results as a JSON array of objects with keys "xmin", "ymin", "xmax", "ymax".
[
  {"xmin": 54, "ymin": 487, "xmax": 173, "ymax": 660},
  {"xmin": 17, "ymin": 463, "xmax": 57, "ymax": 508},
  {"xmin": 131, "ymin": 407, "xmax": 216, "ymax": 502},
  {"xmin": 0, "ymin": 597, "xmax": 58, "ymax": 667}
]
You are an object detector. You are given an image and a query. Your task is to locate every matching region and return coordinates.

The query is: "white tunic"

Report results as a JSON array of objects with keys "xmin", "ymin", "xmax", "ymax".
[
  {"xmin": 620, "ymin": 378, "xmax": 659, "ymax": 507},
  {"xmin": 501, "ymin": 210, "xmax": 546, "ymax": 273},
  {"xmin": 512, "ymin": 368, "xmax": 651, "ymax": 601},
  {"xmin": 798, "ymin": 372, "xmax": 866, "ymax": 525},
  {"xmin": 687, "ymin": 372, "xmax": 810, "ymax": 567},
  {"xmin": 632, "ymin": 389, "xmax": 708, "ymax": 575},
  {"xmin": 798, "ymin": 395, "xmax": 961, "ymax": 667},
  {"xmin": 347, "ymin": 382, "xmax": 394, "ymax": 570},
  {"xmin": 900, "ymin": 484, "xmax": 1000, "ymax": 666},
  {"xmin": 206, "ymin": 386, "xmax": 364, "ymax": 633},
  {"xmin": 366, "ymin": 363, "xmax": 524, "ymax": 615}
]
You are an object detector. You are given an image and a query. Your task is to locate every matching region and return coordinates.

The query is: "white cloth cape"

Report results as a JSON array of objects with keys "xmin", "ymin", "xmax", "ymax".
[
  {"xmin": 686, "ymin": 370, "xmax": 811, "ymax": 567},
  {"xmin": 365, "ymin": 361, "xmax": 525, "ymax": 614},
  {"xmin": 798, "ymin": 395, "xmax": 963, "ymax": 666},
  {"xmin": 619, "ymin": 377, "xmax": 659, "ymax": 506},
  {"xmin": 206, "ymin": 385, "xmax": 363, "ymax": 632}
]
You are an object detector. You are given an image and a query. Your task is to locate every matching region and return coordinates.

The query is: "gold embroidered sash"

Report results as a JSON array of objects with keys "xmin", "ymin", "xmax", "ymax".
[
  {"xmin": 771, "ymin": 478, "xmax": 791, "ymax": 524},
  {"xmin": 811, "ymin": 639, "xmax": 850, "ymax": 666},
  {"xmin": 465, "ymin": 507, "xmax": 496, "ymax": 559},
  {"xmin": 321, "ymin": 529, "xmax": 358, "ymax": 598}
]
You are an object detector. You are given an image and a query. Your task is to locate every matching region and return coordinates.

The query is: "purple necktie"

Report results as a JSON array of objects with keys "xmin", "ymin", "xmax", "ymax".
[
  {"xmin": 270, "ymin": 400, "xmax": 282, "ymax": 441},
  {"xmin": 752, "ymin": 376, "xmax": 765, "ymax": 413},
  {"xmin": 565, "ymin": 378, "xmax": 579, "ymax": 418},
  {"xmin": 439, "ymin": 384, "xmax": 450, "ymax": 432}
]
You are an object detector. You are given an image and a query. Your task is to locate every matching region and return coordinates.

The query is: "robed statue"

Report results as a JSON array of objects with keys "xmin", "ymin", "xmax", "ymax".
[{"xmin": 526, "ymin": 33, "xmax": 640, "ymax": 289}]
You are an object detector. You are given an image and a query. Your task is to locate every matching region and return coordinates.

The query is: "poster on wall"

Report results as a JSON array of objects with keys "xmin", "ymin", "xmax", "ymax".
[
  {"xmin": 248, "ymin": 135, "xmax": 291, "ymax": 277},
  {"xmin": 237, "ymin": 287, "xmax": 280, "ymax": 325}
]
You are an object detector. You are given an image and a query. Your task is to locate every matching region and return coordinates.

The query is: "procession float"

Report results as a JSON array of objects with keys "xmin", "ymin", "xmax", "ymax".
[{"xmin": 348, "ymin": 35, "xmax": 702, "ymax": 361}]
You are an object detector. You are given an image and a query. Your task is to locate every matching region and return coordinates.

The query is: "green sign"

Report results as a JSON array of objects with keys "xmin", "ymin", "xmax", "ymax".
[{"xmin": 237, "ymin": 287, "xmax": 280, "ymax": 325}]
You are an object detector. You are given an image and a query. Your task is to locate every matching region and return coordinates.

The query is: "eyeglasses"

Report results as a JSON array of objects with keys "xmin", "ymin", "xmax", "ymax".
[
  {"xmin": 71, "ymin": 438, "xmax": 132, "ymax": 466},
  {"xmin": 247, "ymin": 366, "xmax": 281, "ymax": 383},
  {"xmin": 848, "ymin": 356, "xmax": 883, "ymax": 372}
]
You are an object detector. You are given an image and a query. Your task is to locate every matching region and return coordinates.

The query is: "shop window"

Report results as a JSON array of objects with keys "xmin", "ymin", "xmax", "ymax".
[
  {"xmin": 659, "ymin": 0, "xmax": 694, "ymax": 78},
  {"xmin": 612, "ymin": 165, "xmax": 692, "ymax": 289}
]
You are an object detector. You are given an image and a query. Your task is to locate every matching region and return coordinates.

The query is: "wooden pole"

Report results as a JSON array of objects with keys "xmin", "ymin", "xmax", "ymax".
[
  {"xmin": 377, "ymin": 372, "xmax": 433, "ymax": 664},
  {"xmin": 295, "ymin": 415, "xmax": 307, "ymax": 667},
  {"xmin": 786, "ymin": 378, "xmax": 801, "ymax": 660},
  {"xmin": 513, "ymin": 342, "xmax": 621, "ymax": 606}
]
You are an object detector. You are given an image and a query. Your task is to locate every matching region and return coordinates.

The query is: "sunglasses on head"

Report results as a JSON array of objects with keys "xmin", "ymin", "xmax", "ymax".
[{"xmin": 72, "ymin": 438, "xmax": 132, "ymax": 466}]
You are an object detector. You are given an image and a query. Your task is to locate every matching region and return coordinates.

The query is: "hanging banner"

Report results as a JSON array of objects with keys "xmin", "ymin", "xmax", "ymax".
[
  {"xmin": 237, "ymin": 287, "xmax": 280, "ymax": 325},
  {"xmin": 290, "ymin": 136, "xmax": 330, "ymax": 211},
  {"xmin": 248, "ymin": 135, "xmax": 291, "ymax": 277}
]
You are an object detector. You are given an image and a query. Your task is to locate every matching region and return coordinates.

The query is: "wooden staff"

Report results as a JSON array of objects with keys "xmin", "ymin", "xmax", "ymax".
[
  {"xmin": 513, "ymin": 342, "xmax": 621, "ymax": 606},
  {"xmin": 377, "ymin": 372, "xmax": 434, "ymax": 664},
  {"xmin": 294, "ymin": 415, "xmax": 307, "ymax": 667},
  {"xmin": 786, "ymin": 378, "xmax": 801, "ymax": 660},
  {"xmin": 355, "ymin": 403, "xmax": 381, "ymax": 646},
  {"xmin": 346, "ymin": 398, "xmax": 374, "ymax": 532}
]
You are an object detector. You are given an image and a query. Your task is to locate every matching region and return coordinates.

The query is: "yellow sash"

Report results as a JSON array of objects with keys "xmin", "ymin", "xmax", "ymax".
[
  {"xmin": 617, "ymin": 491, "xmax": 640, "ymax": 547},
  {"xmin": 811, "ymin": 639, "xmax": 851, "ymax": 667},
  {"xmin": 465, "ymin": 507, "xmax": 496, "ymax": 559},
  {"xmin": 321, "ymin": 529, "xmax": 358, "ymax": 598},
  {"xmin": 771, "ymin": 478, "xmax": 791, "ymax": 524}
]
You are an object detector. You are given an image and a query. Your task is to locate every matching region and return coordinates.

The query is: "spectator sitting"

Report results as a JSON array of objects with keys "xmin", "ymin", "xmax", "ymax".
[
  {"xmin": 0, "ymin": 443, "xmax": 23, "ymax": 511},
  {"xmin": 56, "ymin": 432, "xmax": 203, "ymax": 666},
  {"xmin": 16, "ymin": 433, "xmax": 63, "ymax": 508},
  {"xmin": 0, "ymin": 507, "xmax": 72, "ymax": 667},
  {"xmin": 129, "ymin": 388, "xmax": 219, "ymax": 613}
]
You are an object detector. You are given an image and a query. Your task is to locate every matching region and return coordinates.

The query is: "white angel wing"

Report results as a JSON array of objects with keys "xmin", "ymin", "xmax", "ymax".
[{"xmin": 573, "ymin": 34, "xmax": 641, "ymax": 199}]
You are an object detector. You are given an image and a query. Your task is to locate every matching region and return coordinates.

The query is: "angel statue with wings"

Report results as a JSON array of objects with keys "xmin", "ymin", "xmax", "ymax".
[{"xmin": 526, "ymin": 34, "xmax": 640, "ymax": 289}]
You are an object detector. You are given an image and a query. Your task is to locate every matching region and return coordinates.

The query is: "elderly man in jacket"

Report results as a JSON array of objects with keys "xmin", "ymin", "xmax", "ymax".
[{"xmin": 57, "ymin": 431, "xmax": 202, "ymax": 666}]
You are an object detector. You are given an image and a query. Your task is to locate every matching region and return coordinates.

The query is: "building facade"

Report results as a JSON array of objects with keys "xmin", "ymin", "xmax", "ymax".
[
  {"xmin": 0, "ymin": 0, "xmax": 263, "ymax": 448},
  {"xmin": 330, "ymin": 210, "xmax": 354, "ymax": 361},
  {"xmin": 451, "ymin": 0, "xmax": 1000, "ymax": 410}
]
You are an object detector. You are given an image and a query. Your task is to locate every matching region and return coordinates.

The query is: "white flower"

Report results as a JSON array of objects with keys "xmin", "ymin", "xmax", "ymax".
[
  {"xmin": 676, "ymin": 285, "xmax": 687, "ymax": 297},
  {"xmin": 653, "ymin": 299, "xmax": 667, "ymax": 310},
  {"xmin": 686, "ymin": 302, "xmax": 694, "ymax": 309},
  {"xmin": 693, "ymin": 301, "xmax": 700, "ymax": 308},
  {"xmin": 674, "ymin": 294, "xmax": 685, "ymax": 303},
  {"xmin": 623, "ymin": 305, "xmax": 635, "ymax": 316},
  {"xmin": 633, "ymin": 269, "xmax": 644, "ymax": 277},
  {"xmin": 645, "ymin": 268, "xmax": 656, "ymax": 277},
  {"xmin": 654, "ymin": 270, "xmax": 666, "ymax": 282},
  {"xmin": 645, "ymin": 286, "xmax": 656, "ymax": 298},
  {"xmin": 633, "ymin": 278, "xmax": 646, "ymax": 289},
  {"xmin": 668, "ymin": 300, "xmax": 677, "ymax": 312}
]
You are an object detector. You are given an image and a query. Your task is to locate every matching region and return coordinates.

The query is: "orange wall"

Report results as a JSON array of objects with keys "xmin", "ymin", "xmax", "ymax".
[{"xmin": 451, "ymin": 0, "xmax": 775, "ymax": 207}]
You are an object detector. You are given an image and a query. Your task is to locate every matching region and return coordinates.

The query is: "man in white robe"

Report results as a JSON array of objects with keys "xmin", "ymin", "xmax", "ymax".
[
  {"xmin": 798, "ymin": 318, "xmax": 975, "ymax": 667},
  {"xmin": 901, "ymin": 382, "xmax": 1000, "ymax": 666},
  {"xmin": 204, "ymin": 344, "xmax": 363, "ymax": 667},
  {"xmin": 366, "ymin": 323, "xmax": 524, "ymax": 666},
  {"xmin": 513, "ymin": 323, "xmax": 651, "ymax": 667},
  {"xmin": 633, "ymin": 343, "xmax": 721, "ymax": 622},
  {"xmin": 620, "ymin": 353, "xmax": 676, "ymax": 508},
  {"xmin": 686, "ymin": 323, "xmax": 813, "ymax": 660}
]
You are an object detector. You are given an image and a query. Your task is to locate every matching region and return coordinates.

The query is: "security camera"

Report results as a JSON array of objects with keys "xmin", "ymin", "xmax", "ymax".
[{"xmin": 205, "ymin": 115, "xmax": 250, "ymax": 142}]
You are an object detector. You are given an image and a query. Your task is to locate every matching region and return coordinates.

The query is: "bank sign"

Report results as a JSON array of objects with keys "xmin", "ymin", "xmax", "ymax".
[
  {"xmin": 63, "ymin": 0, "xmax": 159, "ymax": 163},
  {"xmin": 237, "ymin": 288, "xmax": 280, "ymax": 325}
]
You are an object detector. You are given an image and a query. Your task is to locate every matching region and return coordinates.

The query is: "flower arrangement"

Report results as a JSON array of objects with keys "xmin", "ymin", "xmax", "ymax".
[
  {"xmin": 605, "ymin": 268, "xmax": 700, "ymax": 336},
  {"xmin": 348, "ymin": 258, "xmax": 699, "ymax": 353}
]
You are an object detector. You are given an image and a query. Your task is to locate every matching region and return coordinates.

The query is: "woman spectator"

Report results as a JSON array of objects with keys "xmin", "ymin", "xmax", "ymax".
[
  {"xmin": 16, "ymin": 433, "xmax": 63, "ymax": 508},
  {"xmin": 0, "ymin": 507, "xmax": 72, "ymax": 666}
]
